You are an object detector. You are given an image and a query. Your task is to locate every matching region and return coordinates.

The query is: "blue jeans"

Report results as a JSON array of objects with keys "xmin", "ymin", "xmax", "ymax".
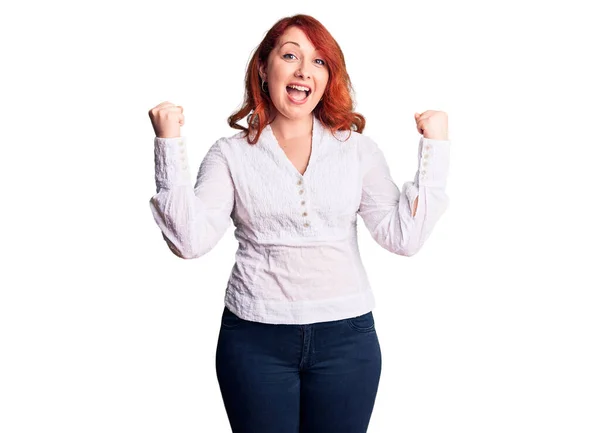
[{"xmin": 215, "ymin": 305, "xmax": 382, "ymax": 433}]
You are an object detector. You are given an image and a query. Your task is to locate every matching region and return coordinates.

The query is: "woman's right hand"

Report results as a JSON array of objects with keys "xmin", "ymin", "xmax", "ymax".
[{"xmin": 148, "ymin": 101, "xmax": 185, "ymax": 138}]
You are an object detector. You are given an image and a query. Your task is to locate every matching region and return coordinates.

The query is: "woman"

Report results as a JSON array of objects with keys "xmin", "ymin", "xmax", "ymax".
[{"xmin": 148, "ymin": 14, "xmax": 450, "ymax": 433}]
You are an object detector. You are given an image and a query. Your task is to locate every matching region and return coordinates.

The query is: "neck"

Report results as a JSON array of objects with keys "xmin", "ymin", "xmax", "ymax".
[{"xmin": 269, "ymin": 114, "xmax": 314, "ymax": 141}]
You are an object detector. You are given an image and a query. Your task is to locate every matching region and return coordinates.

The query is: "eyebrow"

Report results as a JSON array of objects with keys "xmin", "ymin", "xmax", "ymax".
[
  {"xmin": 279, "ymin": 41, "xmax": 322, "ymax": 55},
  {"xmin": 280, "ymin": 41, "xmax": 301, "ymax": 49}
]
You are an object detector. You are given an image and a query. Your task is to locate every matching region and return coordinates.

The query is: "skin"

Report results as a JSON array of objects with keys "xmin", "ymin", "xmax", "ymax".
[
  {"xmin": 258, "ymin": 26, "xmax": 329, "ymax": 142},
  {"xmin": 412, "ymin": 110, "xmax": 450, "ymax": 216},
  {"xmin": 258, "ymin": 26, "xmax": 447, "ymax": 217}
]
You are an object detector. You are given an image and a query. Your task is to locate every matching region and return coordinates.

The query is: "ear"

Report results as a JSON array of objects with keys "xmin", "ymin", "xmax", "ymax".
[{"xmin": 258, "ymin": 63, "xmax": 267, "ymax": 81}]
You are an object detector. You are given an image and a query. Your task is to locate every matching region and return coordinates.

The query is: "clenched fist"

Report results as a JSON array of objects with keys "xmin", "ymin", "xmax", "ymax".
[
  {"xmin": 414, "ymin": 110, "xmax": 448, "ymax": 141},
  {"xmin": 148, "ymin": 101, "xmax": 185, "ymax": 138}
]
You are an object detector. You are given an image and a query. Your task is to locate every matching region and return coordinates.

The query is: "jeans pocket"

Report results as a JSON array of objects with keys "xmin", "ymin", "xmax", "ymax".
[
  {"xmin": 346, "ymin": 311, "xmax": 376, "ymax": 333},
  {"xmin": 221, "ymin": 306, "xmax": 245, "ymax": 329}
]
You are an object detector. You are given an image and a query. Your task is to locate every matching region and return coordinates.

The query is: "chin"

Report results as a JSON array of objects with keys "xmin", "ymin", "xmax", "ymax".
[
  {"xmin": 283, "ymin": 110, "xmax": 315, "ymax": 121},
  {"xmin": 274, "ymin": 102, "xmax": 316, "ymax": 119}
]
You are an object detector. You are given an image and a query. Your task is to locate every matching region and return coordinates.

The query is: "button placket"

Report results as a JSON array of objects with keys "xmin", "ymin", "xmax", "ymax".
[
  {"xmin": 297, "ymin": 178, "xmax": 310, "ymax": 227},
  {"xmin": 178, "ymin": 139, "xmax": 188, "ymax": 171},
  {"xmin": 420, "ymin": 143, "xmax": 431, "ymax": 181}
]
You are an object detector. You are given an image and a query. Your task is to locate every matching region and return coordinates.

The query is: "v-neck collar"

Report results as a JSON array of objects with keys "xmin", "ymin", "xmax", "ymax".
[{"xmin": 263, "ymin": 114, "xmax": 324, "ymax": 179}]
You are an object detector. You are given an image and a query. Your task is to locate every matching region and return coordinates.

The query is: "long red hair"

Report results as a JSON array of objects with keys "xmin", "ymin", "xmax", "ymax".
[{"xmin": 227, "ymin": 14, "xmax": 365, "ymax": 144}]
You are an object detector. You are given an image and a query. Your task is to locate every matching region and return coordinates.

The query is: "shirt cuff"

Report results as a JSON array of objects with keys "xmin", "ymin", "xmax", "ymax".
[
  {"xmin": 416, "ymin": 137, "xmax": 451, "ymax": 188},
  {"xmin": 153, "ymin": 136, "xmax": 192, "ymax": 189}
]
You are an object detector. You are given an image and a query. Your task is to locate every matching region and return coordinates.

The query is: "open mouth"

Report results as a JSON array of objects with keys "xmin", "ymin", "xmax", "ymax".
[{"xmin": 286, "ymin": 85, "xmax": 311, "ymax": 101}]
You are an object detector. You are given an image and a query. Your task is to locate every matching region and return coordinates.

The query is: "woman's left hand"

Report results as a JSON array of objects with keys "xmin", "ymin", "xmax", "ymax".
[{"xmin": 414, "ymin": 110, "xmax": 448, "ymax": 140}]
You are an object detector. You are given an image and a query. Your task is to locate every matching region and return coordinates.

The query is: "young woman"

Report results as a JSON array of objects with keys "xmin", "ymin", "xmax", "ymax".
[{"xmin": 148, "ymin": 14, "xmax": 450, "ymax": 433}]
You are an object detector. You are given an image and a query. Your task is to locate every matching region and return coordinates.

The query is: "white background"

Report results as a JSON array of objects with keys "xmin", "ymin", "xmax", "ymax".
[{"xmin": 1, "ymin": 0, "xmax": 599, "ymax": 432}]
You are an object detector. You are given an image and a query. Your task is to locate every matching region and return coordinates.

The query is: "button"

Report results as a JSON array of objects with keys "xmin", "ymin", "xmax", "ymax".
[
  {"xmin": 297, "ymin": 180, "xmax": 303, "ymax": 185},
  {"xmin": 304, "ymin": 222, "xmax": 310, "ymax": 227},
  {"xmin": 423, "ymin": 153, "xmax": 429, "ymax": 159},
  {"xmin": 302, "ymin": 212, "xmax": 308, "ymax": 217},
  {"xmin": 178, "ymin": 140, "xmax": 184, "ymax": 146},
  {"xmin": 301, "ymin": 201, "xmax": 306, "ymax": 205},
  {"xmin": 422, "ymin": 161, "xmax": 428, "ymax": 166},
  {"xmin": 299, "ymin": 189, "xmax": 304, "ymax": 194}
]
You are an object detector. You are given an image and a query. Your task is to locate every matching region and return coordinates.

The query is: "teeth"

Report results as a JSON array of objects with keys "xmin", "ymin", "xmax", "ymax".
[{"xmin": 288, "ymin": 84, "xmax": 310, "ymax": 92}]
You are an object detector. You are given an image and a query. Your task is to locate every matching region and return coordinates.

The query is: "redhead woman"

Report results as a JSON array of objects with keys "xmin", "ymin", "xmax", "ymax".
[{"xmin": 148, "ymin": 14, "xmax": 450, "ymax": 433}]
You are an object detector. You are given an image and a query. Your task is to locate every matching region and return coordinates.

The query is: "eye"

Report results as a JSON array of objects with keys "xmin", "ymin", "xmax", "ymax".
[
  {"xmin": 315, "ymin": 59, "xmax": 326, "ymax": 66},
  {"xmin": 283, "ymin": 53, "xmax": 297, "ymax": 60}
]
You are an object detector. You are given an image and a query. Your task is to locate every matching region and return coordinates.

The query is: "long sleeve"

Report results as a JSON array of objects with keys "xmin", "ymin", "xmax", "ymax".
[
  {"xmin": 357, "ymin": 135, "xmax": 450, "ymax": 256},
  {"xmin": 149, "ymin": 136, "xmax": 235, "ymax": 259}
]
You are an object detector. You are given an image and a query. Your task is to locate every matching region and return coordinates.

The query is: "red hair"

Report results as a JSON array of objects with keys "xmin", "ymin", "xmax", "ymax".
[{"xmin": 227, "ymin": 14, "xmax": 366, "ymax": 144}]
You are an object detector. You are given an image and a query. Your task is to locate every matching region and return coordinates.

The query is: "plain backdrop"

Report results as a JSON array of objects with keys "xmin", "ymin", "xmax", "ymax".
[{"xmin": 1, "ymin": 0, "xmax": 599, "ymax": 432}]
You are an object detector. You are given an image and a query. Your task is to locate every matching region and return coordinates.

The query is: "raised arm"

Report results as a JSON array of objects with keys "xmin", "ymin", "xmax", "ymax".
[
  {"xmin": 149, "ymin": 137, "xmax": 235, "ymax": 259},
  {"xmin": 357, "ymin": 135, "xmax": 450, "ymax": 256}
]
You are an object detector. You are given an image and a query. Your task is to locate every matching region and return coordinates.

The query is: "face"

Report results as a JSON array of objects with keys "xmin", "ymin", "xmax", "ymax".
[{"xmin": 259, "ymin": 26, "xmax": 329, "ymax": 121}]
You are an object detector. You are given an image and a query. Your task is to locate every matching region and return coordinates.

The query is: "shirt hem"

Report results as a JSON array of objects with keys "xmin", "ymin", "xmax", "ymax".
[{"xmin": 224, "ymin": 284, "xmax": 376, "ymax": 325}]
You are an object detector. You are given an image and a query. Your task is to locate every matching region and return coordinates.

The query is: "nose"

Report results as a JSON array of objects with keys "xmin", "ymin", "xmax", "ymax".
[
  {"xmin": 295, "ymin": 62, "xmax": 310, "ymax": 79},
  {"xmin": 295, "ymin": 69, "xmax": 308, "ymax": 78}
]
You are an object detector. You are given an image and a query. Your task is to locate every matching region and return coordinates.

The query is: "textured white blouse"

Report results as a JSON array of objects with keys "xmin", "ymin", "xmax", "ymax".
[{"xmin": 149, "ymin": 114, "xmax": 451, "ymax": 325}]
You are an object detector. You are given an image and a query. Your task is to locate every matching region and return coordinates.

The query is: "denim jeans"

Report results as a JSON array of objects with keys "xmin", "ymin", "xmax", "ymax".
[{"xmin": 215, "ymin": 305, "xmax": 382, "ymax": 433}]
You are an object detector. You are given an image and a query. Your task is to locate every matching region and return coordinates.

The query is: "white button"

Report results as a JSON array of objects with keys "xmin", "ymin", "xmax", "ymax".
[
  {"xmin": 304, "ymin": 222, "xmax": 310, "ymax": 227},
  {"xmin": 299, "ymin": 189, "xmax": 304, "ymax": 195}
]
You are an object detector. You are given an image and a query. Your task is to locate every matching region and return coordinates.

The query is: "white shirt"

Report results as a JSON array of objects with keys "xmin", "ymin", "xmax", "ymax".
[{"xmin": 149, "ymin": 114, "xmax": 451, "ymax": 325}]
